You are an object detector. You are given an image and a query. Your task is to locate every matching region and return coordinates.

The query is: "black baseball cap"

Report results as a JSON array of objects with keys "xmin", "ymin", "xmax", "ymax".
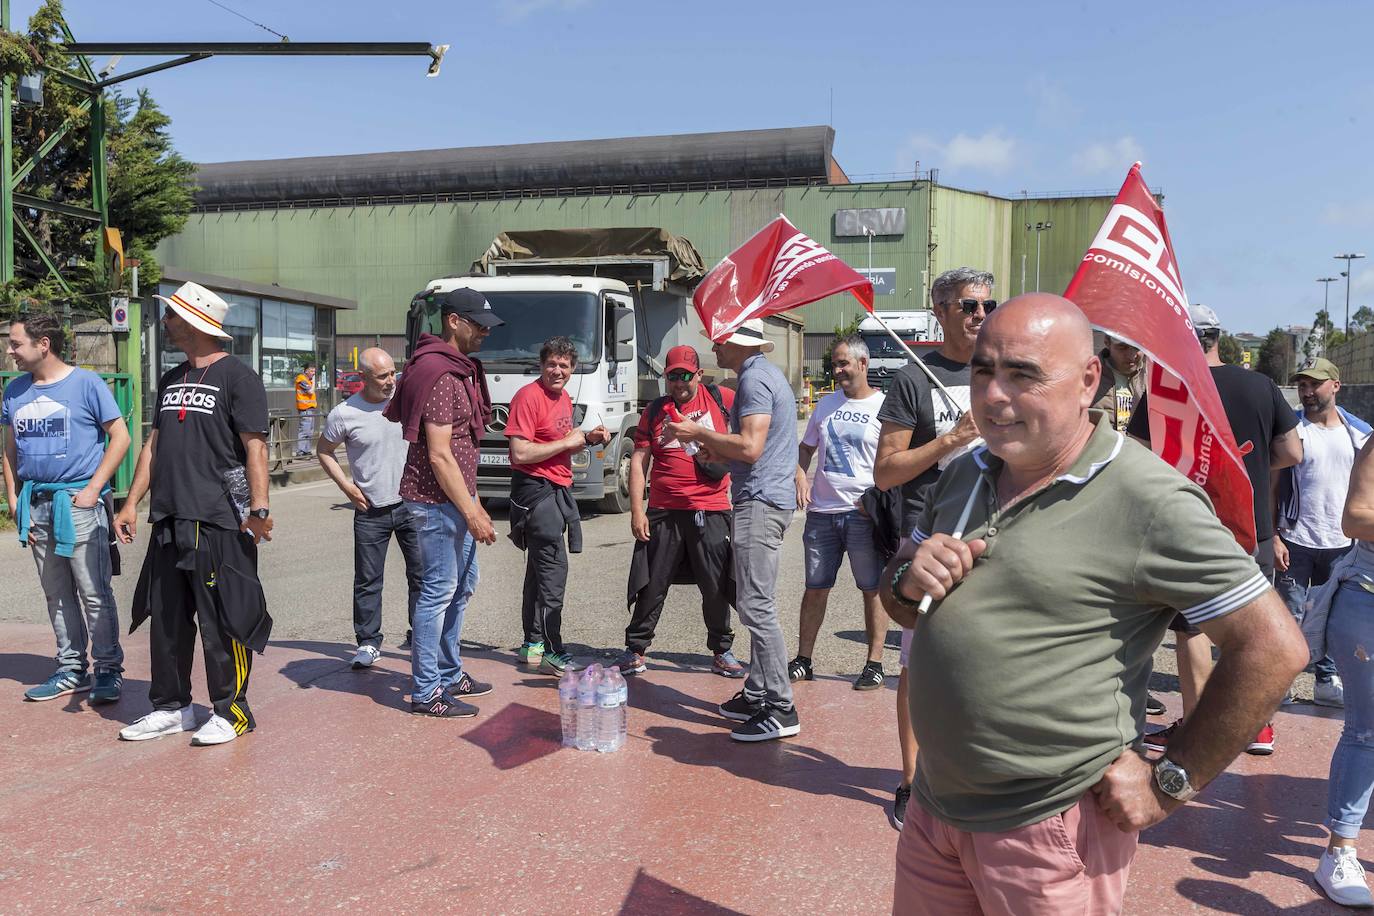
[{"xmin": 439, "ymin": 287, "xmax": 504, "ymax": 328}]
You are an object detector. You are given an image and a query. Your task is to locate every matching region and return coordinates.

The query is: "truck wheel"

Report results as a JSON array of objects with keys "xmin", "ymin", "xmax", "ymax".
[{"xmin": 597, "ymin": 436, "xmax": 634, "ymax": 514}]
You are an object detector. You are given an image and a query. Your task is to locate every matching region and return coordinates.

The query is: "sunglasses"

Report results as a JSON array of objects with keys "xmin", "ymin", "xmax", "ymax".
[
  {"xmin": 951, "ymin": 298, "xmax": 997, "ymax": 315},
  {"xmin": 666, "ymin": 369, "xmax": 696, "ymax": 382}
]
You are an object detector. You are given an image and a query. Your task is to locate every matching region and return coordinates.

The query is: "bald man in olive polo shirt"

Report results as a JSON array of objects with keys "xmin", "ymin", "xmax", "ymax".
[{"xmin": 880, "ymin": 294, "xmax": 1307, "ymax": 915}]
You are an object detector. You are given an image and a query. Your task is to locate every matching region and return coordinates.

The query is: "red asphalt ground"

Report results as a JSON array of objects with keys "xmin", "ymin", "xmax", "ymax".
[{"xmin": 0, "ymin": 620, "xmax": 1360, "ymax": 915}]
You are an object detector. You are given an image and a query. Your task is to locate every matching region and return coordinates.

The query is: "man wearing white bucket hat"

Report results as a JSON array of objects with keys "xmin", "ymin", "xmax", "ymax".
[
  {"xmin": 665, "ymin": 317, "xmax": 801, "ymax": 742},
  {"xmin": 114, "ymin": 281, "xmax": 274, "ymax": 747}
]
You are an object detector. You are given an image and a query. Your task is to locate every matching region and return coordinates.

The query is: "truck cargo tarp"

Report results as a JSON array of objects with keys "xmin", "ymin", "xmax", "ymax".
[{"xmin": 471, "ymin": 228, "xmax": 706, "ymax": 284}]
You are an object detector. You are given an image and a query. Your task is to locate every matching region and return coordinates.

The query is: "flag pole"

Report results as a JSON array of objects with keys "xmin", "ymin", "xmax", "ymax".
[{"xmin": 865, "ymin": 310, "xmax": 964, "ymax": 412}]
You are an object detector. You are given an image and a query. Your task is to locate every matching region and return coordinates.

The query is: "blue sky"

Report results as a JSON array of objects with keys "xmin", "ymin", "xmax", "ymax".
[{"xmin": 32, "ymin": 0, "xmax": 1374, "ymax": 335}]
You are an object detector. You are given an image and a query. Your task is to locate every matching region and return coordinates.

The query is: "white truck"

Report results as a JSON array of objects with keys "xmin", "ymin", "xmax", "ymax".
[
  {"xmin": 857, "ymin": 310, "xmax": 943, "ymax": 391},
  {"xmin": 404, "ymin": 229, "xmax": 804, "ymax": 513}
]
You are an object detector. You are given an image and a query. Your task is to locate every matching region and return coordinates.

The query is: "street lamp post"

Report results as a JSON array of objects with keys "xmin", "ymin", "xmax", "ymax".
[
  {"xmin": 1335, "ymin": 253, "xmax": 1366, "ymax": 337},
  {"xmin": 1317, "ymin": 276, "xmax": 1339, "ymax": 356},
  {"xmin": 1026, "ymin": 221, "xmax": 1053, "ymax": 291}
]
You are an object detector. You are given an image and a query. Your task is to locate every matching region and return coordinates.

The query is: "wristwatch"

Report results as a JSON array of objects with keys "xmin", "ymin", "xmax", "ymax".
[
  {"xmin": 1153, "ymin": 757, "xmax": 1197, "ymax": 802},
  {"xmin": 248, "ymin": 507, "xmax": 270, "ymax": 520}
]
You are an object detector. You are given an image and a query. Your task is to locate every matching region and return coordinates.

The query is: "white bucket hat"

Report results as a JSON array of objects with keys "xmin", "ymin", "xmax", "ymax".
[
  {"xmin": 717, "ymin": 318, "xmax": 775, "ymax": 353},
  {"xmin": 154, "ymin": 281, "xmax": 232, "ymax": 340}
]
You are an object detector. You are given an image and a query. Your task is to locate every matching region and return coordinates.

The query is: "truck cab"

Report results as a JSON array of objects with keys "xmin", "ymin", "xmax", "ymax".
[
  {"xmin": 858, "ymin": 311, "xmax": 943, "ymax": 391},
  {"xmin": 406, "ymin": 275, "xmax": 638, "ymax": 511}
]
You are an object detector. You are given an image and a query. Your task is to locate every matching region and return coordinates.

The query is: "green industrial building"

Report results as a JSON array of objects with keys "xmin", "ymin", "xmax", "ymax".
[{"xmin": 157, "ymin": 126, "xmax": 1127, "ymax": 379}]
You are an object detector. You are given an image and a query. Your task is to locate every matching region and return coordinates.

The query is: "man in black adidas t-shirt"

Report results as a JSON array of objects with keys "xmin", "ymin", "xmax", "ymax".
[
  {"xmin": 114, "ymin": 281, "xmax": 273, "ymax": 747},
  {"xmin": 872, "ymin": 266, "xmax": 995, "ymax": 831}
]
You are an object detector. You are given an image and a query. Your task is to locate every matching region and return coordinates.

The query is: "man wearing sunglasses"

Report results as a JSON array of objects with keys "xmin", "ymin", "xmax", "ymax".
[
  {"xmin": 872, "ymin": 266, "xmax": 994, "ymax": 829},
  {"xmin": 617, "ymin": 345, "xmax": 743, "ymax": 678}
]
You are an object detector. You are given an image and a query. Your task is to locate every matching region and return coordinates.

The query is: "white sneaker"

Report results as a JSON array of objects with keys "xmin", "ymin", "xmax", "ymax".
[
  {"xmin": 1317, "ymin": 846, "xmax": 1374, "ymax": 907},
  {"xmin": 119, "ymin": 707, "xmax": 197, "ymax": 741},
  {"xmin": 1316, "ymin": 677, "xmax": 1346, "ymax": 708},
  {"xmin": 351, "ymin": 644, "xmax": 381, "ymax": 669},
  {"xmin": 190, "ymin": 714, "xmax": 240, "ymax": 746}
]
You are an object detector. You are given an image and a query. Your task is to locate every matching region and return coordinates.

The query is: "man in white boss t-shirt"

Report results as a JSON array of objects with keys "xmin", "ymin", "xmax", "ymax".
[
  {"xmin": 1276, "ymin": 357, "xmax": 1371, "ymax": 707},
  {"xmin": 789, "ymin": 335, "xmax": 889, "ymax": 691},
  {"xmin": 317, "ymin": 348, "xmax": 422, "ymax": 667}
]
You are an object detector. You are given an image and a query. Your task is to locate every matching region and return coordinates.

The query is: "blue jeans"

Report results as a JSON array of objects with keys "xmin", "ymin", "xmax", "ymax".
[
  {"xmin": 29, "ymin": 498, "xmax": 123, "ymax": 675},
  {"xmin": 405, "ymin": 501, "xmax": 478, "ymax": 701},
  {"xmin": 802, "ymin": 509, "xmax": 883, "ymax": 591},
  {"xmin": 1278, "ymin": 541, "xmax": 1347, "ymax": 682},
  {"xmin": 1325, "ymin": 580, "xmax": 1374, "ymax": 838}
]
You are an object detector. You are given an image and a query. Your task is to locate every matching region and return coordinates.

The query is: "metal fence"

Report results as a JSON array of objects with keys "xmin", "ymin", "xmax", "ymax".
[{"xmin": 1328, "ymin": 334, "xmax": 1374, "ymax": 384}]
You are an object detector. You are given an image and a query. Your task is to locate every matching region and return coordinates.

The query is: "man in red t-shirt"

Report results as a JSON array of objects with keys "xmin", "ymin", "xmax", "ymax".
[
  {"xmin": 505, "ymin": 336, "xmax": 609, "ymax": 675},
  {"xmin": 615, "ymin": 346, "xmax": 745, "ymax": 678}
]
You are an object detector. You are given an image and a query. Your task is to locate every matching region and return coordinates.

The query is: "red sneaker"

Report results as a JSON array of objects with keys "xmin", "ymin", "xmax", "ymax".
[{"xmin": 1246, "ymin": 723, "xmax": 1275, "ymax": 756}]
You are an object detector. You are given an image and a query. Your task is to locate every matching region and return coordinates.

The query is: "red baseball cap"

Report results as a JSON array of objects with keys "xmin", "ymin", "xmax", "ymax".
[{"xmin": 665, "ymin": 345, "xmax": 701, "ymax": 374}]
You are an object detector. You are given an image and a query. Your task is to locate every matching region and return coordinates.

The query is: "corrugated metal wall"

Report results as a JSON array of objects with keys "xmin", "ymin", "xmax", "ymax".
[
  {"xmin": 1007, "ymin": 196, "xmax": 1116, "ymax": 298},
  {"xmin": 158, "ymin": 182, "xmax": 1108, "ymax": 339}
]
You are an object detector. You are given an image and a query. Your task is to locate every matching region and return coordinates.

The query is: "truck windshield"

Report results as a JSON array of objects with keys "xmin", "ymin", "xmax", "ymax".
[
  {"xmin": 416, "ymin": 290, "xmax": 601, "ymax": 373},
  {"xmin": 862, "ymin": 331, "xmax": 911, "ymax": 359}
]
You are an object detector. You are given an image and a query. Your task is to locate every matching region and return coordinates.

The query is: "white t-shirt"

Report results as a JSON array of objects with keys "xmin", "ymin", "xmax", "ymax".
[
  {"xmin": 803, "ymin": 389, "xmax": 885, "ymax": 513},
  {"xmin": 322, "ymin": 394, "xmax": 408, "ymax": 508},
  {"xmin": 1283, "ymin": 417, "xmax": 1366, "ymax": 550}
]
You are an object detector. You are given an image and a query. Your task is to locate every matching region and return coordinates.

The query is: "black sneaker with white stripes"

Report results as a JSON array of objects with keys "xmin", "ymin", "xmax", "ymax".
[
  {"xmin": 718, "ymin": 690, "xmax": 765, "ymax": 722},
  {"xmin": 730, "ymin": 705, "xmax": 800, "ymax": 742},
  {"xmin": 853, "ymin": 662, "xmax": 884, "ymax": 691}
]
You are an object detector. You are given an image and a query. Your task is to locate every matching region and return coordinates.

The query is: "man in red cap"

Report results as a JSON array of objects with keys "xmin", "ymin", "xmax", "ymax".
[{"xmin": 615, "ymin": 345, "xmax": 744, "ymax": 677}]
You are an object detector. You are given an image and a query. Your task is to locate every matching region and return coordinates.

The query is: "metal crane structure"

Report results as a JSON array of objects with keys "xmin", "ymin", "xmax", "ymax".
[{"xmin": 0, "ymin": 0, "xmax": 446, "ymax": 293}]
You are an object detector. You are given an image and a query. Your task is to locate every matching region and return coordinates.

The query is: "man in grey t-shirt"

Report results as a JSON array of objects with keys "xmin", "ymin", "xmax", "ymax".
[
  {"xmin": 318, "ymin": 348, "xmax": 421, "ymax": 667},
  {"xmin": 667, "ymin": 318, "xmax": 800, "ymax": 742}
]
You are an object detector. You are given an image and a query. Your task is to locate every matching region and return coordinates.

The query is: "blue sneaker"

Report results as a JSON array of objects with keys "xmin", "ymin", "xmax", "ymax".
[
  {"xmin": 90, "ymin": 671, "xmax": 123, "ymax": 704},
  {"xmin": 24, "ymin": 670, "xmax": 91, "ymax": 702}
]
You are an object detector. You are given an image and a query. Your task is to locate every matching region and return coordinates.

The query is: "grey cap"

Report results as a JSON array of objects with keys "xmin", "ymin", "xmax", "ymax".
[{"xmin": 1189, "ymin": 304, "xmax": 1221, "ymax": 333}]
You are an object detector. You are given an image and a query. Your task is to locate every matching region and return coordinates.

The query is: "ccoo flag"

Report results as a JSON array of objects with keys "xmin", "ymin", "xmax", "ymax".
[
  {"xmin": 693, "ymin": 215, "xmax": 875, "ymax": 342},
  {"xmin": 1064, "ymin": 163, "xmax": 1257, "ymax": 552}
]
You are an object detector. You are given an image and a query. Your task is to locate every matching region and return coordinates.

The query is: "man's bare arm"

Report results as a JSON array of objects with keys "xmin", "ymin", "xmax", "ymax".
[
  {"xmin": 873, "ymin": 414, "xmax": 978, "ymax": 491},
  {"xmin": 317, "ymin": 434, "xmax": 368, "ymax": 510},
  {"xmin": 1156, "ymin": 589, "xmax": 1306, "ymax": 785},
  {"xmin": 679, "ymin": 413, "xmax": 768, "ymax": 463},
  {"xmin": 509, "ymin": 430, "xmax": 583, "ymax": 465},
  {"xmin": 1270, "ymin": 427, "xmax": 1303, "ymax": 470}
]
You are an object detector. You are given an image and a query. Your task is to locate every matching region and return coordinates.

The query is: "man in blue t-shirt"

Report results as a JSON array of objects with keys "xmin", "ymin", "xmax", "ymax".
[
  {"xmin": 2, "ymin": 312, "xmax": 131, "ymax": 703},
  {"xmin": 667, "ymin": 318, "xmax": 801, "ymax": 743}
]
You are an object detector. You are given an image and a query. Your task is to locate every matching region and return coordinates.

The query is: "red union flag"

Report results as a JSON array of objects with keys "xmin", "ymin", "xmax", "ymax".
[
  {"xmin": 1064, "ymin": 163, "xmax": 1257, "ymax": 552},
  {"xmin": 693, "ymin": 215, "xmax": 875, "ymax": 341}
]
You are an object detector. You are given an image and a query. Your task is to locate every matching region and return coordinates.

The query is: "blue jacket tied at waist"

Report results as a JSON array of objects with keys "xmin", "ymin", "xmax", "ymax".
[{"xmin": 16, "ymin": 478, "xmax": 107, "ymax": 558}]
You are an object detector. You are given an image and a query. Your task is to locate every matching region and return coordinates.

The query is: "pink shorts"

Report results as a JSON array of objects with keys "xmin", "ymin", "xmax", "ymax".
[
  {"xmin": 900, "ymin": 627, "xmax": 913, "ymax": 668},
  {"xmin": 894, "ymin": 792, "xmax": 1138, "ymax": 915}
]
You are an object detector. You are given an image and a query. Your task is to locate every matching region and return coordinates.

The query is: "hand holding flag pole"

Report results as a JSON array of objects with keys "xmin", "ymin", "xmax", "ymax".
[{"xmin": 916, "ymin": 476, "xmax": 984, "ymax": 615}]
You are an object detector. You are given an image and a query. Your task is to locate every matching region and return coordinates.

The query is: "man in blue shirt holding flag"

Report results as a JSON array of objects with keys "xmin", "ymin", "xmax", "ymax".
[{"xmin": 2, "ymin": 311, "xmax": 131, "ymax": 703}]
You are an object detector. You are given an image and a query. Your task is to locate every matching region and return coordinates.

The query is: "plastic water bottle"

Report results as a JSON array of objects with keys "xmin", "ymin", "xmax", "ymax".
[
  {"xmin": 558, "ymin": 667, "xmax": 580, "ymax": 748},
  {"xmin": 609, "ymin": 668, "xmax": 628, "ymax": 751},
  {"xmin": 576, "ymin": 665, "xmax": 601, "ymax": 751},
  {"xmin": 595, "ymin": 671, "xmax": 619, "ymax": 753}
]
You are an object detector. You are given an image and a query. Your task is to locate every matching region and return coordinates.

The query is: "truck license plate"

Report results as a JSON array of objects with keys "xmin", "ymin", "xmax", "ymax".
[{"xmin": 479, "ymin": 453, "xmax": 510, "ymax": 466}]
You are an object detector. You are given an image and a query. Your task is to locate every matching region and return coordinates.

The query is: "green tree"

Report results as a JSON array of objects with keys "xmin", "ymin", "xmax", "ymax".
[
  {"xmin": 1256, "ymin": 327, "xmax": 1292, "ymax": 385},
  {"xmin": 1351, "ymin": 305, "xmax": 1374, "ymax": 336},
  {"xmin": 1218, "ymin": 334, "xmax": 1244, "ymax": 366},
  {"xmin": 0, "ymin": 1, "xmax": 195, "ymax": 318},
  {"xmin": 820, "ymin": 313, "xmax": 865, "ymax": 383}
]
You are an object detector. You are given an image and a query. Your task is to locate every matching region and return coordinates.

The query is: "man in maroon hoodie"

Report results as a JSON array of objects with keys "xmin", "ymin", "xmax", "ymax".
[{"xmin": 385, "ymin": 288, "xmax": 501, "ymax": 717}]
